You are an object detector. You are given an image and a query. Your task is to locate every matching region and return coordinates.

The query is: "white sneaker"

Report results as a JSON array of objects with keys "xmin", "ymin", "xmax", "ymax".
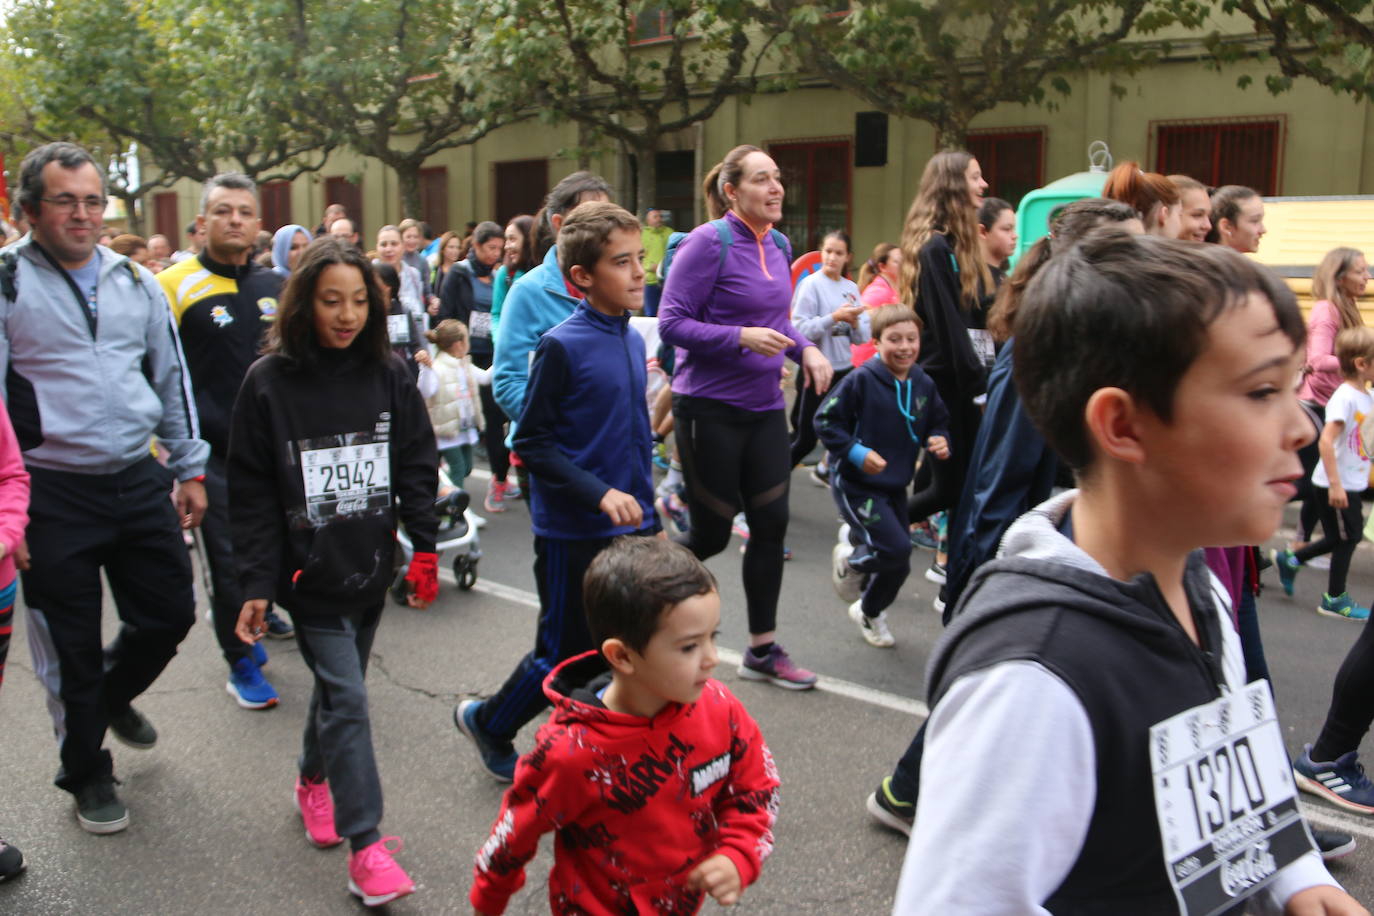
[
  {"xmin": 832, "ymin": 542, "xmax": 862, "ymax": 602},
  {"xmin": 932, "ymin": 593, "xmax": 946, "ymax": 615},
  {"xmin": 838, "ymin": 522, "xmax": 851, "ymax": 544},
  {"xmin": 810, "ymin": 464, "xmax": 830, "ymax": 487},
  {"xmin": 849, "ymin": 601, "xmax": 895, "ymax": 647}
]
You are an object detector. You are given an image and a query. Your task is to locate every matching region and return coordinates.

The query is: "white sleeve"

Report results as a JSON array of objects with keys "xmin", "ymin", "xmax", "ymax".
[
  {"xmin": 791, "ymin": 274, "xmax": 834, "ymax": 342},
  {"xmin": 894, "ymin": 661, "xmax": 1096, "ymax": 915},
  {"xmin": 416, "ymin": 364, "xmax": 439, "ymax": 399}
]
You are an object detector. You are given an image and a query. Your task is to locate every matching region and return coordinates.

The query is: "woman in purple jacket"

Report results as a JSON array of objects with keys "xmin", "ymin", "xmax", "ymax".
[{"xmin": 659, "ymin": 144, "xmax": 833, "ymax": 689}]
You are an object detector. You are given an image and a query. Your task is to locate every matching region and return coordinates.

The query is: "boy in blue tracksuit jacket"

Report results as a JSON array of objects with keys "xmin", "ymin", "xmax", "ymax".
[
  {"xmin": 454, "ymin": 202, "xmax": 659, "ymax": 781},
  {"xmin": 815, "ymin": 306, "xmax": 949, "ymax": 648}
]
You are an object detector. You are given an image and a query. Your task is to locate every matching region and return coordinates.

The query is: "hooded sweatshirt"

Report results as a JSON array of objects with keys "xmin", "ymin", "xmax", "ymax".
[
  {"xmin": 470, "ymin": 651, "xmax": 780, "ymax": 916},
  {"xmin": 895, "ymin": 490, "xmax": 1335, "ymax": 915},
  {"xmin": 270, "ymin": 224, "xmax": 311, "ymax": 278}
]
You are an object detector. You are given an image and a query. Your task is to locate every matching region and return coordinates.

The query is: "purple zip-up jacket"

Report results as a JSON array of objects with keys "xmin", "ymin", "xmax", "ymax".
[{"xmin": 658, "ymin": 211, "xmax": 812, "ymax": 412}]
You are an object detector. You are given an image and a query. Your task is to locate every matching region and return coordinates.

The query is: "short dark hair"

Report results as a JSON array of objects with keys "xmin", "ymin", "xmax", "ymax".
[
  {"xmin": 872, "ymin": 304, "xmax": 921, "ymax": 339},
  {"xmin": 17, "ymin": 142, "xmax": 105, "ymax": 216},
  {"xmin": 1014, "ymin": 230, "xmax": 1303, "ymax": 470},
  {"xmin": 268, "ymin": 237, "xmax": 391, "ymax": 367},
  {"xmin": 558, "ymin": 201, "xmax": 641, "ymax": 287},
  {"xmin": 584, "ymin": 538, "xmax": 717, "ymax": 654},
  {"xmin": 532, "ymin": 170, "xmax": 613, "ymax": 260},
  {"xmin": 977, "ymin": 197, "xmax": 1013, "ymax": 230},
  {"xmin": 471, "ymin": 220, "xmax": 503, "ymax": 247}
]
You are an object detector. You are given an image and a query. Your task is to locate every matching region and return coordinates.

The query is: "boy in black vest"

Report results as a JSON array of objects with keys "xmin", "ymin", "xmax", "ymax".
[{"xmin": 895, "ymin": 232, "xmax": 1362, "ymax": 914}]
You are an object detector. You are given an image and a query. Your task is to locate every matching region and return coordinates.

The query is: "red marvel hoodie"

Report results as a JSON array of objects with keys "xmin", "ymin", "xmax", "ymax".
[{"xmin": 470, "ymin": 651, "xmax": 780, "ymax": 915}]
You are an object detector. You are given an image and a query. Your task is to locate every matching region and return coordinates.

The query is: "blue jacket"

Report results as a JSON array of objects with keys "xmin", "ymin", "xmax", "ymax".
[
  {"xmin": 513, "ymin": 303, "xmax": 659, "ymax": 540},
  {"xmin": 814, "ymin": 355, "xmax": 948, "ymax": 492},
  {"xmin": 492, "ymin": 246, "xmax": 580, "ymax": 432},
  {"xmin": 945, "ymin": 341, "xmax": 1061, "ymax": 610}
]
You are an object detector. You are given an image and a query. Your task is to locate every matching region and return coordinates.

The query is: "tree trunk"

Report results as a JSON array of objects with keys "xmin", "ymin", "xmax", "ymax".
[
  {"xmin": 634, "ymin": 141, "xmax": 657, "ymax": 218},
  {"xmin": 113, "ymin": 189, "xmax": 143, "ymax": 236},
  {"xmin": 395, "ymin": 162, "xmax": 422, "ymax": 220},
  {"xmin": 934, "ymin": 112, "xmax": 971, "ymax": 151}
]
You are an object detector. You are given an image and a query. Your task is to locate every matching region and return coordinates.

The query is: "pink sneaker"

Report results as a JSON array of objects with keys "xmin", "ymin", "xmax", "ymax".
[
  {"xmin": 294, "ymin": 777, "xmax": 343, "ymax": 848},
  {"xmin": 483, "ymin": 480, "xmax": 509, "ymax": 513},
  {"xmin": 348, "ymin": 836, "xmax": 415, "ymax": 907}
]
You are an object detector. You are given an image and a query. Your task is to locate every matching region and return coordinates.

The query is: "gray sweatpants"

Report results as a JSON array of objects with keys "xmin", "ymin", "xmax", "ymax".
[{"xmin": 293, "ymin": 605, "xmax": 384, "ymax": 851}]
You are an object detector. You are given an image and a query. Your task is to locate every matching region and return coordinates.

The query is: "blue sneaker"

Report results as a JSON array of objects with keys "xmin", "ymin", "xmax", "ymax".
[
  {"xmin": 1272, "ymin": 548, "xmax": 1300, "ymax": 596},
  {"xmin": 226, "ymin": 657, "xmax": 279, "ymax": 710},
  {"xmin": 656, "ymin": 492, "xmax": 691, "ymax": 536},
  {"xmin": 909, "ymin": 523, "xmax": 938, "ymax": 551},
  {"xmin": 453, "ymin": 700, "xmax": 517, "ymax": 782},
  {"xmin": 1319, "ymin": 592, "xmax": 1371, "ymax": 621},
  {"xmin": 263, "ymin": 608, "xmax": 294, "ymax": 639},
  {"xmin": 1294, "ymin": 744, "xmax": 1374, "ymax": 814},
  {"xmin": 250, "ymin": 640, "xmax": 268, "ymax": 668}
]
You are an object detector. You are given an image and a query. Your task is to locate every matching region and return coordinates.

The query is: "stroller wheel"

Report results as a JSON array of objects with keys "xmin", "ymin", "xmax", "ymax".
[
  {"xmin": 455, "ymin": 556, "xmax": 479, "ymax": 590},
  {"xmin": 390, "ymin": 568, "xmax": 410, "ymax": 606}
]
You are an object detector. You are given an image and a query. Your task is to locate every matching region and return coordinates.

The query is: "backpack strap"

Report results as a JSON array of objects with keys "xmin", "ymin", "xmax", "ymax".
[
  {"xmin": 0, "ymin": 249, "xmax": 17, "ymax": 302},
  {"xmin": 710, "ymin": 218, "xmax": 733, "ymax": 273},
  {"xmin": 769, "ymin": 228, "xmax": 792, "ymax": 264}
]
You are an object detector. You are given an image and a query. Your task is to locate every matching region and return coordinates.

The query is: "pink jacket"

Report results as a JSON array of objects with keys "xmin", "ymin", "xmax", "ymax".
[
  {"xmin": 1299, "ymin": 300, "xmax": 1346, "ymax": 405},
  {"xmin": 0, "ymin": 400, "xmax": 30, "ymax": 586}
]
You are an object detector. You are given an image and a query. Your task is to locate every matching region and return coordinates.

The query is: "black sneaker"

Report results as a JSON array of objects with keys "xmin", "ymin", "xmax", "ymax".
[
  {"xmin": 0, "ymin": 836, "xmax": 24, "ymax": 881},
  {"xmin": 1313, "ymin": 827, "xmax": 1356, "ymax": 860},
  {"xmin": 865, "ymin": 776, "xmax": 914, "ymax": 836},
  {"xmin": 107, "ymin": 705, "xmax": 157, "ymax": 749},
  {"xmin": 263, "ymin": 608, "xmax": 294, "ymax": 639},
  {"xmin": 75, "ymin": 777, "xmax": 129, "ymax": 835}
]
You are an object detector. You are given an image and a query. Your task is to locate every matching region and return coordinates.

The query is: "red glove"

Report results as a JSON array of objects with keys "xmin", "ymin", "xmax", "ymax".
[{"xmin": 405, "ymin": 552, "xmax": 439, "ymax": 605}]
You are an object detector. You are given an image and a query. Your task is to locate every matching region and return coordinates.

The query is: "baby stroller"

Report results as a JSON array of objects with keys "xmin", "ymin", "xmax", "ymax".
[{"xmin": 392, "ymin": 486, "xmax": 483, "ymax": 604}]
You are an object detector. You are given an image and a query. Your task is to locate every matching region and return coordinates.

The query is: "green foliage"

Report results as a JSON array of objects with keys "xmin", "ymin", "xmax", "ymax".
[
  {"xmin": 758, "ymin": 0, "xmax": 1186, "ymax": 147},
  {"xmin": 1208, "ymin": 0, "xmax": 1374, "ymax": 100}
]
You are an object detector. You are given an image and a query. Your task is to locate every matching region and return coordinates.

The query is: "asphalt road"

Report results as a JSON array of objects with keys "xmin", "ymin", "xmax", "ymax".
[{"xmin": 3, "ymin": 466, "xmax": 1374, "ymax": 914}]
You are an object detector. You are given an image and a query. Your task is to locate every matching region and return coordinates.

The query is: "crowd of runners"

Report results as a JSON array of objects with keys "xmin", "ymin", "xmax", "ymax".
[{"xmin": 1, "ymin": 136, "xmax": 1374, "ymax": 914}]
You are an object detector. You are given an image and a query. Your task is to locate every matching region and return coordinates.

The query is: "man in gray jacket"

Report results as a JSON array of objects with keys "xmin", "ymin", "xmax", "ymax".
[{"xmin": 2, "ymin": 142, "xmax": 208, "ymax": 835}]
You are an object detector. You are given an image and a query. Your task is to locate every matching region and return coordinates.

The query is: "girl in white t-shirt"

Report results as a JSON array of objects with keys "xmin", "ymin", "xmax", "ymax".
[
  {"xmin": 790, "ymin": 230, "xmax": 870, "ymax": 475},
  {"xmin": 1274, "ymin": 325, "xmax": 1374, "ymax": 619},
  {"xmin": 423, "ymin": 320, "xmax": 490, "ymax": 489}
]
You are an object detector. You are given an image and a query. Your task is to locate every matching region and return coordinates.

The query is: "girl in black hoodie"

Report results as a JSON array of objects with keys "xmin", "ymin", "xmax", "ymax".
[{"xmin": 230, "ymin": 237, "xmax": 438, "ymax": 907}]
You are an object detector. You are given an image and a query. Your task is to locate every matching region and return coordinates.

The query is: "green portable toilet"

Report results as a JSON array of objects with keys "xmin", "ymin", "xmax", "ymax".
[{"xmin": 1011, "ymin": 142, "xmax": 1111, "ymax": 266}]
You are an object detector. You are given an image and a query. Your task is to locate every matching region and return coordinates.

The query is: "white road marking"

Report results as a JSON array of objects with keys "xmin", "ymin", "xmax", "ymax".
[
  {"xmin": 445, "ymin": 572, "xmax": 928, "ymax": 718},
  {"xmin": 1300, "ymin": 803, "xmax": 1374, "ymax": 839}
]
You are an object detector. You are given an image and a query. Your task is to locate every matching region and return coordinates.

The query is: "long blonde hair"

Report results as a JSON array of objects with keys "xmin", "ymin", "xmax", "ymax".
[
  {"xmin": 1313, "ymin": 247, "xmax": 1366, "ymax": 330},
  {"xmin": 899, "ymin": 151, "xmax": 990, "ymax": 308}
]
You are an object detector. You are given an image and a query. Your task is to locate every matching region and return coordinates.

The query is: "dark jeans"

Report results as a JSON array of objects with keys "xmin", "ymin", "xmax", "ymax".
[
  {"xmin": 294, "ymin": 605, "xmax": 384, "ymax": 851},
  {"xmin": 477, "ymin": 535, "xmax": 614, "ymax": 742},
  {"xmin": 673, "ymin": 396, "xmax": 791, "ymax": 636},
  {"xmin": 1295, "ymin": 401, "xmax": 1325, "ymax": 540},
  {"xmin": 833, "ymin": 478, "xmax": 911, "ymax": 616},
  {"xmin": 22, "ymin": 457, "xmax": 195, "ymax": 793},
  {"xmin": 201, "ymin": 454, "xmax": 251, "ymax": 667}
]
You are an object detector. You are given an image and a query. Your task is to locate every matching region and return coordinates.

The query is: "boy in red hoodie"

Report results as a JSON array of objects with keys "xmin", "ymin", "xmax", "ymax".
[{"xmin": 470, "ymin": 537, "xmax": 779, "ymax": 915}]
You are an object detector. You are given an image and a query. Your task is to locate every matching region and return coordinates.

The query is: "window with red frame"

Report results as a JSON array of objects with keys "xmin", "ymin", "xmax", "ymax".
[
  {"xmin": 1155, "ymin": 119, "xmax": 1281, "ymax": 195},
  {"xmin": 633, "ymin": 4, "xmax": 674, "ymax": 42},
  {"xmin": 260, "ymin": 181, "xmax": 291, "ymax": 232},
  {"xmin": 769, "ymin": 139, "xmax": 851, "ymax": 255},
  {"xmin": 154, "ymin": 191, "xmax": 179, "ymax": 242},
  {"xmin": 966, "ymin": 130, "xmax": 1044, "ymax": 209}
]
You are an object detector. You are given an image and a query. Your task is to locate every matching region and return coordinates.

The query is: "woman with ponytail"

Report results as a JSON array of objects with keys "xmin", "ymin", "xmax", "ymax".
[
  {"xmin": 1102, "ymin": 161, "xmax": 1182, "ymax": 238},
  {"xmin": 658, "ymin": 144, "xmax": 832, "ymax": 690}
]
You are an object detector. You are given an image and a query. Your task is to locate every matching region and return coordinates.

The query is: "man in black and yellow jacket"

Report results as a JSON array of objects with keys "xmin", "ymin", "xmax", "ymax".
[{"xmin": 158, "ymin": 172, "xmax": 288, "ymax": 710}]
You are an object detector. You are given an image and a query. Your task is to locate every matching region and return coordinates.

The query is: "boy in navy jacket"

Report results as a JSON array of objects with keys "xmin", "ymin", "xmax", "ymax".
[
  {"xmin": 815, "ymin": 305, "xmax": 949, "ymax": 648},
  {"xmin": 454, "ymin": 201, "xmax": 660, "ymax": 781}
]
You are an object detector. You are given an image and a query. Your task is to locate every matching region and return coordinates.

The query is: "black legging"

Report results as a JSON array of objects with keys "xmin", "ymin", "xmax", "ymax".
[
  {"xmin": 1295, "ymin": 401, "xmax": 1326, "ymax": 540},
  {"xmin": 673, "ymin": 397, "xmax": 790, "ymax": 636},
  {"xmin": 1313, "ymin": 609, "xmax": 1374, "ymax": 762},
  {"xmin": 790, "ymin": 367, "xmax": 849, "ymax": 468},
  {"xmin": 470, "ymin": 351, "xmax": 510, "ymax": 482},
  {"xmin": 909, "ymin": 389, "xmax": 981, "ymax": 524}
]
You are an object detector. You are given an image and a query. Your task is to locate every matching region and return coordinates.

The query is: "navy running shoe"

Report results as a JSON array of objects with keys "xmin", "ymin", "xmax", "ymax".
[{"xmin": 1294, "ymin": 744, "xmax": 1374, "ymax": 814}]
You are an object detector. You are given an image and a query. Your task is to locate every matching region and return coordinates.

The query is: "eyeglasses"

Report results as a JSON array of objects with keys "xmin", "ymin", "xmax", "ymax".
[{"xmin": 40, "ymin": 196, "xmax": 108, "ymax": 215}]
